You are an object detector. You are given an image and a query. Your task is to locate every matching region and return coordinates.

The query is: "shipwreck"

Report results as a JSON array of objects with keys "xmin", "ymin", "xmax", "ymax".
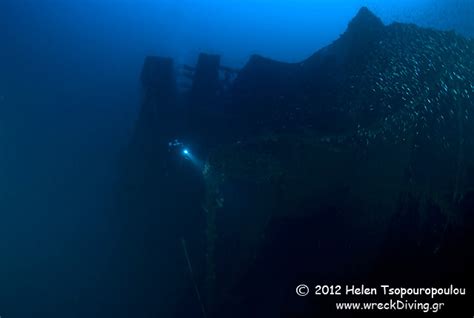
[{"xmin": 115, "ymin": 7, "xmax": 474, "ymax": 317}]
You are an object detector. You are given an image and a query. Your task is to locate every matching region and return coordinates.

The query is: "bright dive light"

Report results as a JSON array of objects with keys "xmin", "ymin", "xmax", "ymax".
[{"xmin": 180, "ymin": 146, "xmax": 203, "ymax": 170}]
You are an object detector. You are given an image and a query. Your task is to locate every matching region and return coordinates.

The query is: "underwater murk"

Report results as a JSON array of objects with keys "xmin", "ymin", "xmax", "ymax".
[{"xmin": 0, "ymin": 1, "xmax": 474, "ymax": 317}]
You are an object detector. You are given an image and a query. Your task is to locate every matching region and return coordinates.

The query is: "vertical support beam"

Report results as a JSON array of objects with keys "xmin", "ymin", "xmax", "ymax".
[
  {"xmin": 191, "ymin": 53, "xmax": 221, "ymax": 102},
  {"xmin": 141, "ymin": 56, "xmax": 176, "ymax": 101},
  {"xmin": 136, "ymin": 56, "xmax": 177, "ymax": 143}
]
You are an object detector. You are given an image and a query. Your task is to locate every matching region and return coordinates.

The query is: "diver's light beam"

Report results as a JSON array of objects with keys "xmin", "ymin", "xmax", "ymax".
[{"xmin": 181, "ymin": 147, "xmax": 203, "ymax": 169}]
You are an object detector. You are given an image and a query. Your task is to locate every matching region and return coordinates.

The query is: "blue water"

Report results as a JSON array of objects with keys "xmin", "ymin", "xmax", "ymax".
[{"xmin": 0, "ymin": 0, "xmax": 473, "ymax": 317}]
